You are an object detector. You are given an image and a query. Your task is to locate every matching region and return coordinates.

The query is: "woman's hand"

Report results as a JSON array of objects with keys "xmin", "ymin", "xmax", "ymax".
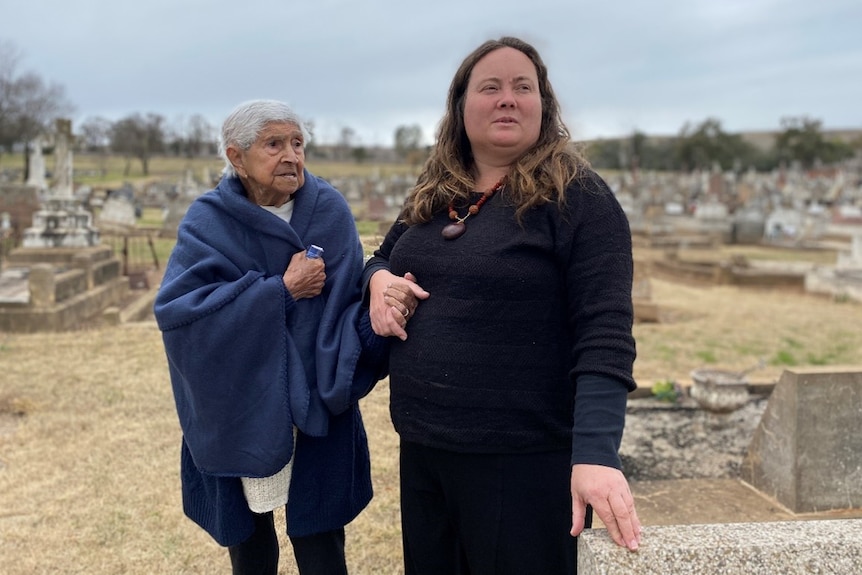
[
  {"xmin": 369, "ymin": 270, "xmax": 429, "ymax": 340},
  {"xmin": 282, "ymin": 250, "xmax": 326, "ymax": 299},
  {"xmin": 570, "ymin": 464, "xmax": 642, "ymax": 551}
]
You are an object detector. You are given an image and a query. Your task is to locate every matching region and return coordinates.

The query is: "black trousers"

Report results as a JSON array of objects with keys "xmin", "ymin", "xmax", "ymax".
[
  {"xmin": 228, "ymin": 511, "xmax": 347, "ymax": 575},
  {"xmin": 400, "ymin": 441, "xmax": 587, "ymax": 575}
]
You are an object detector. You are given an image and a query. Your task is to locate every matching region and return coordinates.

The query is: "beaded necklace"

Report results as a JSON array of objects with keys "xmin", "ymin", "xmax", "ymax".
[{"xmin": 441, "ymin": 177, "xmax": 506, "ymax": 240}]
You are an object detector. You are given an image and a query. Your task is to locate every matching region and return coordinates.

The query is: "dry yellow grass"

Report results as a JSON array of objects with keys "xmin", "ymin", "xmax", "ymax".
[
  {"xmin": 632, "ymin": 279, "xmax": 862, "ymax": 386},
  {"xmin": 1, "ymin": 275, "xmax": 862, "ymax": 573}
]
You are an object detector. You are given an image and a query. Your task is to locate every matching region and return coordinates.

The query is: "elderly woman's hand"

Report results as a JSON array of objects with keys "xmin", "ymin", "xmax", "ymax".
[
  {"xmin": 282, "ymin": 250, "xmax": 326, "ymax": 300},
  {"xmin": 369, "ymin": 270, "xmax": 429, "ymax": 340}
]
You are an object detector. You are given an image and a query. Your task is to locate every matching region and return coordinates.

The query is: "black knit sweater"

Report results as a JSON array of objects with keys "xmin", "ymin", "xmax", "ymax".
[{"xmin": 364, "ymin": 170, "xmax": 636, "ymax": 469}]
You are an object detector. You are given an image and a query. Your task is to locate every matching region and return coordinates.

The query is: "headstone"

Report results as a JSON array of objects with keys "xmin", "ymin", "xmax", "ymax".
[
  {"xmin": 21, "ymin": 119, "xmax": 99, "ymax": 248},
  {"xmin": 837, "ymin": 233, "xmax": 862, "ymax": 269},
  {"xmin": 632, "ymin": 258, "xmax": 659, "ymax": 323},
  {"xmin": 99, "ymin": 195, "xmax": 137, "ymax": 229},
  {"xmin": 741, "ymin": 367, "xmax": 862, "ymax": 513},
  {"xmin": 53, "ymin": 119, "xmax": 74, "ymax": 199},
  {"xmin": 25, "ymin": 137, "xmax": 47, "ymax": 190}
]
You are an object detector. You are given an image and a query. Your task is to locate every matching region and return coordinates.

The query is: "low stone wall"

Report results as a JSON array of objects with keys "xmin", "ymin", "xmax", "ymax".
[
  {"xmin": 579, "ymin": 519, "xmax": 862, "ymax": 574},
  {"xmin": 652, "ymin": 256, "xmax": 806, "ymax": 290},
  {"xmin": 54, "ymin": 268, "xmax": 88, "ymax": 303},
  {"xmin": 0, "ymin": 276, "xmax": 127, "ymax": 332},
  {"xmin": 0, "ymin": 244, "xmax": 127, "ymax": 332}
]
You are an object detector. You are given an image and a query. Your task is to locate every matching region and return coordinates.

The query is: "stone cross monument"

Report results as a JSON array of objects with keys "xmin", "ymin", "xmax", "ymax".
[{"xmin": 21, "ymin": 118, "xmax": 99, "ymax": 248}]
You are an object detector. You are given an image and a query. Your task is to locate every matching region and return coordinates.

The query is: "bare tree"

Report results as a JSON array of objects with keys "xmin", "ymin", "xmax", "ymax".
[
  {"xmin": 165, "ymin": 114, "xmax": 216, "ymax": 158},
  {"xmin": 338, "ymin": 126, "xmax": 356, "ymax": 161},
  {"xmin": 394, "ymin": 124, "xmax": 424, "ymax": 166},
  {"xmin": 109, "ymin": 113, "xmax": 165, "ymax": 176},
  {"xmin": 78, "ymin": 116, "xmax": 112, "ymax": 176},
  {"xmin": 0, "ymin": 40, "xmax": 74, "ymax": 176},
  {"xmin": 186, "ymin": 114, "xmax": 215, "ymax": 157}
]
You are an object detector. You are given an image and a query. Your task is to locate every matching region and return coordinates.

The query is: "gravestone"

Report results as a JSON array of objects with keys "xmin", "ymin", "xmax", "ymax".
[
  {"xmin": 98, "ymin": 195, "xmax": 137, "ymax": 230},
  {"xmin": 25, "ymin": 137, "xmax": 47, "ymax": 190},
  {"xmin": 632, "ymin": 258, "xmax": 658, "ymax": 322},
  {"xmin": 21, "ymin": 119, "xmax": 99, "ymax": 248},
  {"xmin": 741, "ymin": 367, "xmax": 862, "ymax": 513},
  {"xmin": 837, "ymin": 233, "xmax": 862, "ymax": 269}
]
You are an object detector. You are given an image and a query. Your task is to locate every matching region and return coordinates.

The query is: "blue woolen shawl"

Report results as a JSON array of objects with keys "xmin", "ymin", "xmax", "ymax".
[{"xmin": 155, "ymin": 172, "xmax": 377, "ymax": 543}]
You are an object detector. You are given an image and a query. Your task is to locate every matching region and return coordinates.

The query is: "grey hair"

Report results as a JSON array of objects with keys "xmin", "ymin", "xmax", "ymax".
[{"xmin": 219, "ymin": 99, "xmax": 310, "ymax": 177}]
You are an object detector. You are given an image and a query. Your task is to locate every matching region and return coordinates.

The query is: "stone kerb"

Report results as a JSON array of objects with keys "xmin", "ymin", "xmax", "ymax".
[
  {"xmin": 741, "ymin": 367, "xmax": 862, "ymax": 513},
  {"xmin": 27, "ymin": 264, "xmax": 55, "ymax": 307},
  {"xmin": 1, "ymin": 244, "xmax": 128, "ymax": 332},
  {"xmin": 578, "ymin": 519, "xmax": 862, "ymax": 574}
]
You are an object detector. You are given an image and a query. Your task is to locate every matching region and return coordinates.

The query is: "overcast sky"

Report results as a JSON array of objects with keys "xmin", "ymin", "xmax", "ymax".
[{"xmin": 2, "ymin": 0, "xmax": 860, "ymax": 146}]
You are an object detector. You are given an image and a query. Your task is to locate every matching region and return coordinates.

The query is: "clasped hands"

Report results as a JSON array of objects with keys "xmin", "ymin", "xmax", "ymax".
[{"xmin": 369, "ymin": 270, "xmax": 429, "ymax": 340}]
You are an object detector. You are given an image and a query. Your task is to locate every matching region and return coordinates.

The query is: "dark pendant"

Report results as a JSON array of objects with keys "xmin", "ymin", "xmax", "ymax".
[{"xmin": 441, "ymin": 222, "xmax": 466, "ymax": 240}]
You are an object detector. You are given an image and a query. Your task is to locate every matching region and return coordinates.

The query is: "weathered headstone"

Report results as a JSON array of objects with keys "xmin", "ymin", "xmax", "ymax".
[
  {"xmin": 53, "ymin": 119, "xmax": 74, "ymax": 199},
  {"xmin": 741, "ymin": 367, "xmax": 862, "ymax": 513},
  {"xmin": 25, "ymin": 137, "xmax": 47, "ymax": 190}
]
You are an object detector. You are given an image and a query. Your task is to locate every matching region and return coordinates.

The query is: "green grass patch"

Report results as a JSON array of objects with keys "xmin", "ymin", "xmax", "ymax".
[
  {"xmin": 772, "ymin": 350, "xmax": 797, "ymax": 366},
  {"xmin": 695, "ymin": 349, "xmax": 718, "ymax": 363}
]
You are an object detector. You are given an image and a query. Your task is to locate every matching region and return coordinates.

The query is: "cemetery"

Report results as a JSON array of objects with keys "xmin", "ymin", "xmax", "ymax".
[{"xmin": 1, "ymin": 119, "xmax": 862, "ymax": 573}]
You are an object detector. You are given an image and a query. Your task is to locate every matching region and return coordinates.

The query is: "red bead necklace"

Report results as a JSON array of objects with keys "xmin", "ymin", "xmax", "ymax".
[{"xmin": 441, "ymin": 177, "xmax": 506, "ymax": 240}]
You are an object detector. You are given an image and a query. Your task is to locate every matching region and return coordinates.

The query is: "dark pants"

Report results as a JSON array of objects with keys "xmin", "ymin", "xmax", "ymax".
[
  {"xmin": 228, "ymin": 511, "xmax": 347, "ymax": 575},
  {"xmin": 400, "ymin": 440, "xmax": 588, "ymax": 575}
]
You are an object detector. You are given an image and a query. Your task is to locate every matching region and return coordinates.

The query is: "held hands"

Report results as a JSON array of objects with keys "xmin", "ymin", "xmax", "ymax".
[
  {"xmin": 369, "ymin": 270, "xmax": 429, "ymax": 340},
  {"xmin": 282, "ymin": 250, "xmax": 326, "ymax": 300},
  {"xmin": 570, "ymin": 464, "xmax": 642, "ymax": 551}
]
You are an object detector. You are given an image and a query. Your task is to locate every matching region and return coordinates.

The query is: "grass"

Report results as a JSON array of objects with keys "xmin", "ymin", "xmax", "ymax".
[
  {"xmin": 0, "ymin": 152, "xmax": 419, "ymax": 191},
  {"xmin": 3, "ymin": 153, "xmax": 862, "ymax": 571},
  {"xmin": 2, "ymin": 268, "xmax": 862, "ymax": 573}
]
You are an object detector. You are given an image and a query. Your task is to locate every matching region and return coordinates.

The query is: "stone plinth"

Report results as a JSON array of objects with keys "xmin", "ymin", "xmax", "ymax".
[
  {"xmin": 741, "ymin": 367, "xmax": 862, "ymax": 513},
  {"xmin": 578, "ymin": 520, "xmax": 862, "ymax": 574},
  {"xmin": 0, "ymin": 183, "xmax": 41, "ymax": 236},
  {"xmin": 22, "ymin": 198, "xmax": 99, "ymax": 248}
]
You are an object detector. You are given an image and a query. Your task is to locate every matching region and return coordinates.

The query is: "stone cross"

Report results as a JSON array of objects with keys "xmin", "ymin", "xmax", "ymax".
[{"xmin": 52, "ymin": 118, "xmax": 74, "ymax": 199}]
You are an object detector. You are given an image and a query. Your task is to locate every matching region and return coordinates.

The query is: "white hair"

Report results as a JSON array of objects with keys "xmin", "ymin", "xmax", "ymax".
[{"xmin": 218, "ymin": 99, "xmax": 310, "ymax": 176}]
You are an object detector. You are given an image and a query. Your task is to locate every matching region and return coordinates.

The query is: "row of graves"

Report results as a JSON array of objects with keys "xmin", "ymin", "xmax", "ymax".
[
  {"xmin": 2, "ymin": 120, "xmax": 861, "ymax": 331},
  {"xmin": 0, "ymin": 120, "xmax": 127, "ymax": 332},
  {"xmin": 612, "ymin": 162, "xmax": 862, "ymax": 320},
  {"xmin": 0, "ymin": 121, "xmax": 221, "ymax": 331}
]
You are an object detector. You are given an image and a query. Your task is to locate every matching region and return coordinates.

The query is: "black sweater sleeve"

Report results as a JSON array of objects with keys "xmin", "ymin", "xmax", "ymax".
[
  {"xmin": 361, "ymin": 218, "xmax": 408, "ymax": 305},
  {"xmin": 571, "ymin": 374, "xmax": 629, "ymax": 468}
]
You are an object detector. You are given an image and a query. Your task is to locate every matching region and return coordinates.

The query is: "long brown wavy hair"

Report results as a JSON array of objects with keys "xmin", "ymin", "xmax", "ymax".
[{"xmin": 401, "ymin": 36, "xmax": 590, "ymax": 225}]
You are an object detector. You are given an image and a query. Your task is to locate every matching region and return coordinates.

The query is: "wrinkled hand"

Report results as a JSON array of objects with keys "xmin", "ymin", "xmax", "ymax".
[
  {"xmin": 369, "ymin": 270, "xmax": 429, "ymax": 340},
  {"xmin": 571, "ymin": 464, "xmax": 641, "ymax": 551},
  {"xmin": 282, "ymin": 250, "xmax": 326, "ymax": 300}
]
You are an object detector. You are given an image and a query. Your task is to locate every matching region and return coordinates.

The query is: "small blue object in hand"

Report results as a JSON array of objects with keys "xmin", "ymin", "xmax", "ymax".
[{"xmin": 306, "ymin": 244, "xmax": 324, "ymax": 259}]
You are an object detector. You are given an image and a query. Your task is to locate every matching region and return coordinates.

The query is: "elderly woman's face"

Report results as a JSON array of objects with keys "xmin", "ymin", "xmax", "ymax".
[{"xmin": 229, "ymin": 121, "xmax": 306, "ymax": 206}]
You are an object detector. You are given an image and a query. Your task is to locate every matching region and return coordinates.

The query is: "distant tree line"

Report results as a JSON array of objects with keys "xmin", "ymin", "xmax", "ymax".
[
  {"xmin": 1, "ymin": 38, "xmax": 859, "ymax": 180},
  {"xmin": 584, "ymin": 117, "xmax": 861, "ymax": 173}
]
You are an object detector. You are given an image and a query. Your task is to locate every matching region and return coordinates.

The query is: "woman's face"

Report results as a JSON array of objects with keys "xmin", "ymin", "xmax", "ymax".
[
  {"xmin": 463, "ymin": 47, "xmax": 542, "ymax": 167},
  {"xmin": 228, "ymin": 121, "xmax": 306, "ymax": 206}
]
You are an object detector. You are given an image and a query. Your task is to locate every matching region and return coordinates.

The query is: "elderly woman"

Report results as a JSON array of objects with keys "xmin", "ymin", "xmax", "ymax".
[
  {"xmin": 365, "ymin": 37, "xmax": 642, "ymax": 574},
  {"xmin": 154, "ymin": 99, "xmax": 387, "ymax": 575}
]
